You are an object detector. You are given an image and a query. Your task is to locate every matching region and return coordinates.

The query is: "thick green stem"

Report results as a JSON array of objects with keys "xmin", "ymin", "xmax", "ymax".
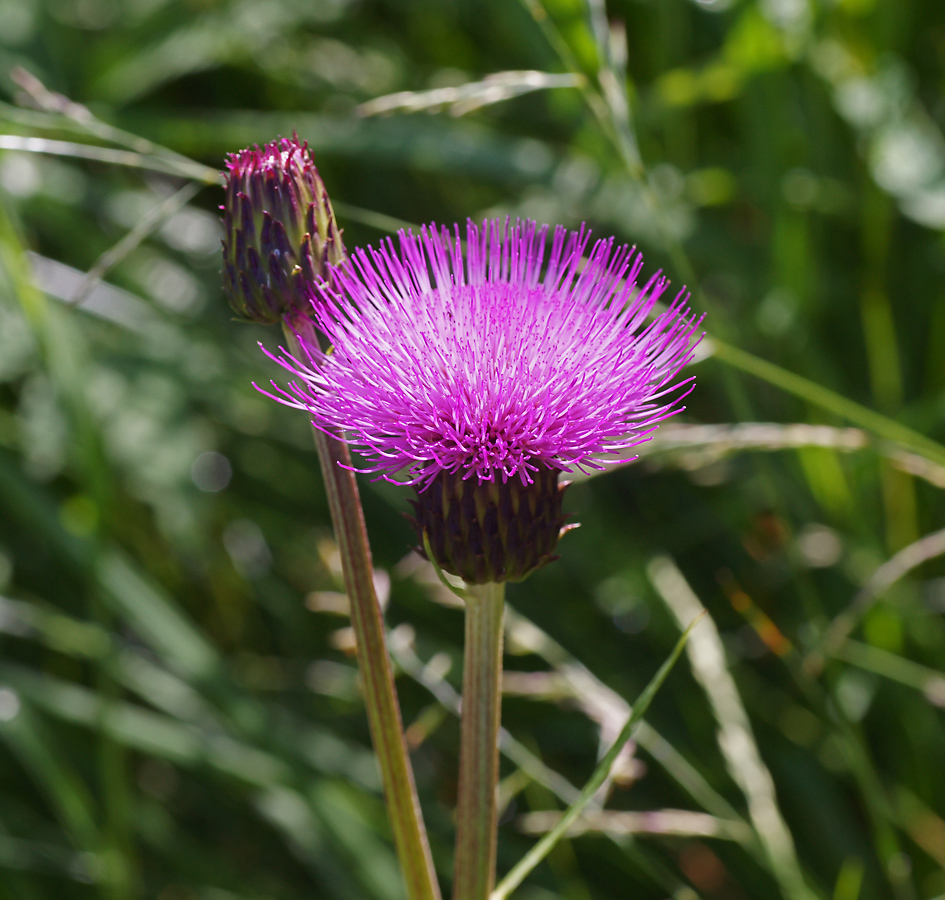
[
  {"xmin": 283, "ymin": 319, "xmax": 441, "ymax": 900},
  {"xmin": 454, "ymin": 581, "xmax": 506, "ymax": 900}
]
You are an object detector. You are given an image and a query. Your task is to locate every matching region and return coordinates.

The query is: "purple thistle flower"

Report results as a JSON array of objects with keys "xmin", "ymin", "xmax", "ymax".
[{"xmin": 261, "ymin": 218, "xmax": 703, "ymax": 582}]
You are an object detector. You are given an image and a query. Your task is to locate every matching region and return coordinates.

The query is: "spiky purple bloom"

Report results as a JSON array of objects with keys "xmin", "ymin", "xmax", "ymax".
[
  {"xmin": 263, "ymin": 218, "xmax": 702, "ymax": 581},
  {"xmin": 221, "ymin": 136, "xmax": 342, "ymax": 324}
]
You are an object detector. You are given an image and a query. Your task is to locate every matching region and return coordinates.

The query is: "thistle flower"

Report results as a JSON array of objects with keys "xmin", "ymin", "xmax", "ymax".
[
  {"xmin": 262, "ymin": 218, "xmax": 703, "ymax": 582},
  {"xmin": 221, "ymin": 135, "xmax": 342, "ymax": 324}
]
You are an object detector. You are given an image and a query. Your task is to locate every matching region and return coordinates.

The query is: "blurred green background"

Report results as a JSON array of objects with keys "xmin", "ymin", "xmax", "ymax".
[{"xmin": 2, "ymin": 0, "xmax": 945, "ymax": 898}]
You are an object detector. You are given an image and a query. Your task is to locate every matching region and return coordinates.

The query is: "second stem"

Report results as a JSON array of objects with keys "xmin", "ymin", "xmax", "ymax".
[
  {"xmin": 283, "ymin": 317, "xmax": 441, "ymax": 900},
  {"xmin": 454, "ymin": 581, "xmax": 506, "ymax": 900}
]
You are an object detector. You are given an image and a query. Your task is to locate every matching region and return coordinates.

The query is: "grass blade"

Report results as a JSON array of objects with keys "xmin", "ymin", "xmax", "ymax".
[
  {"xmin": 649, "ymin": 556, "xmax": 814, "ymax": 900},
  {"xmin": 709, "ymin": 340, "xmax": 945, "ymax": 469},
  {"xmin": 491, "ymin": 613, "xmax": 702, "ymax": 900}
]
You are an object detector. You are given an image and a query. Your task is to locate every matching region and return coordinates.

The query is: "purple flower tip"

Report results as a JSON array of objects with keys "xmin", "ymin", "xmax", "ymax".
[
  {"xmin": 262, "ymin": 218, "xmax": 703, "ymax": 487},
  {"xmin": 224, "ymin": 135, "xmax": 312, "ymax": 183}
]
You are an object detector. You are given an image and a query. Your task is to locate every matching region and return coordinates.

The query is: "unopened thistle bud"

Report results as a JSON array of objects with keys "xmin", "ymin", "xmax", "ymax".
[{"xmin": 221, "ymin": 136, "xmax": 342, "ymax": 324}]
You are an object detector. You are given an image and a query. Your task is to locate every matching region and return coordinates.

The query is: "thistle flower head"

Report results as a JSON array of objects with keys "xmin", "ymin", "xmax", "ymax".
[
  {"xmin": 262, "ymin": 218, "xmax": 703, "ymax": 581},
  {"xmin": 221, "ymin": 135, "xmax": 342, "ymax": 324}
]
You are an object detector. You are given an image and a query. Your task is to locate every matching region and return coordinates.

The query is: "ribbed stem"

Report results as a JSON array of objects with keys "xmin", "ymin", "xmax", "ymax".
[
  {"xmin": 453, "ymin": 581, "xmax": 506, "ymax": 900},
  {"xmin": 283, "ymin": 319, "xmax": 441, "ymax": 900}
]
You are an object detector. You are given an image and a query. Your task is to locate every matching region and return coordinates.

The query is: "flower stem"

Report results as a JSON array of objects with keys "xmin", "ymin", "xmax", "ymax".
[
  {"xmin": 453, "ymin": 581, "xmax": 506, "ymax": 900},
  {"xmin": 282, "ymin": 319, "xmax": 441, "ymax": 900}
]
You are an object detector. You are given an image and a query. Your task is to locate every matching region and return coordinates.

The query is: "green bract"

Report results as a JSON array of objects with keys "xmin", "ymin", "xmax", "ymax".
[{"xmin": 221, "ymin": 136, "xmax": 342, "ymax": 324}]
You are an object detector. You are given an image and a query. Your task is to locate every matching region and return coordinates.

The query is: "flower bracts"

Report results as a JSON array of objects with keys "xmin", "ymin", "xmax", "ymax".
[{"xmin": 222, "ymin": 136, "xmax": 342, "ymax": 324}]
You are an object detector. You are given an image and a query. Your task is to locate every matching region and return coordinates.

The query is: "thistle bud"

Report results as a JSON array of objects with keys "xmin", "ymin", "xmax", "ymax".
[
  {"xmin": 412, "ymin": 468, "xmax": 569, "ymax": 584},
  {"xmin": 221, "ymin": 136, "xmax": 343, "ymax": 324}
]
